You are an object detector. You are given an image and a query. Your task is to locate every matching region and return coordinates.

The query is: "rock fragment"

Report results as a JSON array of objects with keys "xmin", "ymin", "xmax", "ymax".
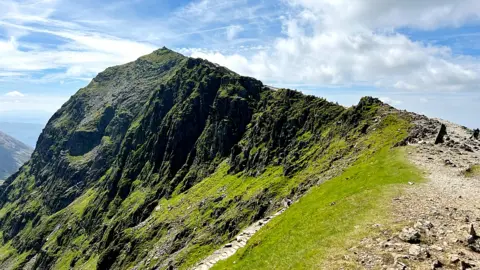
[
  {"xmin": 399, "ymin": 227, "xmax": 421, "ymax": 243},
  {"xmin": 450, "ymin": 254, "xmax": 460, "ymax": 264},
  {"xmin": 431, "ymin": 259, "xmax": 443, "ymax": 269},
  {"xmin": 461, "ymin": 144, "xmax": 474, "ymax": 152},
  {"xmin": 408, "ymin": 244, "xmax": 430, "ymax": 259},
  {"xmin": 460, "ymin": 260, "xmax": 475, "ymax": 270}
]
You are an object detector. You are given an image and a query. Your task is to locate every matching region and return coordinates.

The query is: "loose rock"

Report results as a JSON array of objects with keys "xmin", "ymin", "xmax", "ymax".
[
  {"xmin": 450, "ymin": 254, "xmax": 460, "ymax": 264},
  {"xmin": 460, "ymin": 260, "xmax": 475, "ymax": 270},
  {"xmin": 399, "ymin": 227, "xmax": 421, "ymax": 243},
  {"xmin": 431, "ymin": 259, "xmax": 443, "ymax": 269}
]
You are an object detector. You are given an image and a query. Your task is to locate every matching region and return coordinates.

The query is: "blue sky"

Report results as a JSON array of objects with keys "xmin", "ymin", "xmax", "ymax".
[{"xmin": 0, "ymin": 0, "xmax": 480, "ymax": 127}]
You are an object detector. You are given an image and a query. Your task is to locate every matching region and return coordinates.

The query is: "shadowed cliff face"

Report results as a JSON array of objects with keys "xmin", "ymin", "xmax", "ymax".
[
  {"xmin": 0, "ymin": 131, "xmax": 32, "ymax": 181},
  {"xmin": 0, "ymin": 48, "xmax": 403, "ymax": 270}
]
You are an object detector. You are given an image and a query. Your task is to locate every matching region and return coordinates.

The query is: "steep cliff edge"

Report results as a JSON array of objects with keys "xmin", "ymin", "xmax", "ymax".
[{"xmin": 0, "ymin": 48, "xmax": 417, "ymax": 270}]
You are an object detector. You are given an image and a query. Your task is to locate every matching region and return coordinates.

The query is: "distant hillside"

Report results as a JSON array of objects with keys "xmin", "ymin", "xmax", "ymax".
[
  {"xmin": 0, "ymin": 122, "xmax": 45, "ymax": 147},
  {"xmin": 0, "ymin": 131, "xmax": 33, "ymax": 181}
]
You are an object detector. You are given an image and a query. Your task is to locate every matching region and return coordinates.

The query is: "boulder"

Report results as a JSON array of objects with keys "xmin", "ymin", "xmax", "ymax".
[
  {"xmin": 408, "ymin": 244, "xmax": 430, "ymax": 259},
  {"xmin": 399, "ymin": 227, "xmax": 421, "ymax": 243},
  {"xmin": 435, "ymin": 124, "xmax": 447, "ymax": 144}
]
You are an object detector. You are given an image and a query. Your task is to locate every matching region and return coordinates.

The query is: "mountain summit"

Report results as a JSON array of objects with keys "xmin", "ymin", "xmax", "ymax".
[{"xmin": 0, "ymin": 48, "xmax": 477, "ymax": 269}]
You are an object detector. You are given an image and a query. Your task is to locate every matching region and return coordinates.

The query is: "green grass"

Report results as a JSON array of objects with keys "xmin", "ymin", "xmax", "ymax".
[
  {"xmin": 74, "ymin": 255, "xmax": 98, "ymax": 270},
  {"xmin": 464, "ymin": 165, "xmax": 480, "ymax": 178},
  {"xmin": 53, "ymin": 250, "xmax": 79, "ymax": 270},
  {"xmin": 212, "ymin": 117, "xmax": 424, "ymax": 269},
  {"xmin": 0, "ymin": 242, "xmax": 15, "ymax": 261},
  {"xmin": 11, "ymin": 251, "xmax": 30, "ymax": 269},
  {"xmin": 69, "ymin": 189, "xmax": 96, "ymax": 217}
]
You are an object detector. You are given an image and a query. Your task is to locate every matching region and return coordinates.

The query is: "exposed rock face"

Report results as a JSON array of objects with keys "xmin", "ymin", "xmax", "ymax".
[
  {"xmin": 0, "ymin": 131, "xmax": 32, "ymax": 181},
  {"xmin": 0, "ymin": 48, "xmax": 405, "ymax": 270}
]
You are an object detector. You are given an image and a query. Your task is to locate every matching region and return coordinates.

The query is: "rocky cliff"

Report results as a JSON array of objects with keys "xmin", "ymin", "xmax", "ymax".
[{"xmin": 0, "ymin": 48, "xmax": 416, "ymax": 270}]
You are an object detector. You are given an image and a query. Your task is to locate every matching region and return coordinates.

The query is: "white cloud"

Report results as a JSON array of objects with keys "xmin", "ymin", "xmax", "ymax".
[
  {"xmin": 226, "ymin": 25, "xmax": 244, "ymax": 40},
  {"xmin": 1, "ymin": 0, "xmax": 480, "ymax": 97},
  {"xmin": 379, "ymin": 97, "xmax": 402, "ymax": 105},
  {"xmin": 190, "ymin": 0, "xmax": 480, "ymax": 92},
  {"xmin": 287, "ymin": 0, "xmax": 480, "ymax": 30},
  {"xmin": 5, "ymin": 91, "xmax": 25, "ymax": 97},
  {"xmin": 0, "ymin": 23, "xmax": 157, "ymax": 81}
]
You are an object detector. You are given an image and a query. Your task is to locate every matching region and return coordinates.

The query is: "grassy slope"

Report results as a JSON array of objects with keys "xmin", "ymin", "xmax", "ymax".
[{"xmin": 213, "ymin": 115, "xmax": 424, "ymax": 269}]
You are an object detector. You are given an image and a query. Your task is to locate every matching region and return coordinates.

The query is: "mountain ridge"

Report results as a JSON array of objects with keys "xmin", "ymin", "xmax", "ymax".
[{"xmin": 0, "ymin": 48, "xmax": 429, "ymax": 269}]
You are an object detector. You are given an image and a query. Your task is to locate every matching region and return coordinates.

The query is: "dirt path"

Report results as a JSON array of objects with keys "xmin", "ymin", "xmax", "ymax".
[
  {"xmin": 193, "ymin": 208, "xmax": 287, "ymax": 270},
  {"xmin": 345, "ymin": 119, "xmax": 480, "ymax": 269}
]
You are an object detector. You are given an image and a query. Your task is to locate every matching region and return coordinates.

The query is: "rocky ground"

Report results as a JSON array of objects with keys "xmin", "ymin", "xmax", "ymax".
[{"xmin": 345, "ymin": 118, "xmax": 480, "ymax": 270}]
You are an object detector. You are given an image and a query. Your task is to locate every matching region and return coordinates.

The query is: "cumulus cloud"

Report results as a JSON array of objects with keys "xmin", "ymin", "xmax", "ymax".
[
  {"xmin": 287, "ymin": 0, "xmax": 480, "ymax": 30},
  {"xmin": 5, "ymin": 91, "xmax": 25, "ymax": 97},
  {"xmin": 0, "ymin": 26, "xmax": 157, "ymax": 82},
  {"xmin": 190, "ymin": 0, "xmax": 480, "ymax": 92},
  {"xmin": 0, "ymin": 0, "xmax": 158, "ymax": 83}
]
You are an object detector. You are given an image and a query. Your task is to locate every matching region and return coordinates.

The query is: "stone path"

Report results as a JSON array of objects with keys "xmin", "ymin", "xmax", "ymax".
[{"xmin": 193, "ymin": 208, "xmax": 287, "ymax": 270}]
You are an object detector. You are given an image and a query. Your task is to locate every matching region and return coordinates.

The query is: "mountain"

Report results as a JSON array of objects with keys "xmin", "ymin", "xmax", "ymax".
[
  {"xmin": 0, "ymin": 131, "xmax": 32, "ymax": 181},
  {"xmin": 0, "ymin": 48, "xmax": 476, "ymax": 270},
  {"xmin": 0, "ymin": 122, "xmax": 45, "ymax": 148}
]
